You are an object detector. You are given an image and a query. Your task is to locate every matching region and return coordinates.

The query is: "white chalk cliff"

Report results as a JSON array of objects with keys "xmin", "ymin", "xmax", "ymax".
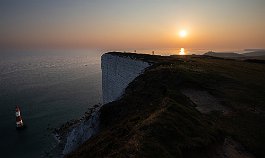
[
  {"xmin": 61, "ymin": 53, "xmax": 150, "ymax": 155},
  {"xmin": 101, "ymin": 53, "xmax": 151, "ymax": 104},
  {"xmin": 62, "ymin": 107, "xmax": 100, "ymax": 155}
]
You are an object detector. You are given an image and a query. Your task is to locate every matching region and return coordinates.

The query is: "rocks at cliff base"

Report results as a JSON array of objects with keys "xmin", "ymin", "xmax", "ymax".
[{"xmin": 51, "ymin": 104, "xmax": 101, "ymax": 156}]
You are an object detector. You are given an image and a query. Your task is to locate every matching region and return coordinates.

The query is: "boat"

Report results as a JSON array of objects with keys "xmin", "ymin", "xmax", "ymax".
[{"xmin": 16, "ymin": 106, "xmax": 25, "ymax": 130}]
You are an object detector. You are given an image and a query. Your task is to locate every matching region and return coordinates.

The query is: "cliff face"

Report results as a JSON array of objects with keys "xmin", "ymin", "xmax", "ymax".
[
  {"xmin": 67, "ymin": 53, "xmax": 265, "ymax": 158},
  {"xmin": 101, "ymin": 53, "xmax": 150, "ymax": 104},
  {"xmin": 57, "ymin": 53, "xmax": 150, "ymax": 156},
  {"xmin": 62, "ymin": 107, "xmax": 100, "ymax": 155}
]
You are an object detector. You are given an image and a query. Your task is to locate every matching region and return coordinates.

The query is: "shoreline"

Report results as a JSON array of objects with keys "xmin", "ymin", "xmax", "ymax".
[{"xmin": 48, "ymin": 104, "xmax": 101, "ymax": 157}]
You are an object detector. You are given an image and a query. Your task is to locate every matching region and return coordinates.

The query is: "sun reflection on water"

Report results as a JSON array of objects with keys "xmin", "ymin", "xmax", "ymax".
[{"xmin": 179, "ymin": 48, "xmax": 185, "ymax": 55}]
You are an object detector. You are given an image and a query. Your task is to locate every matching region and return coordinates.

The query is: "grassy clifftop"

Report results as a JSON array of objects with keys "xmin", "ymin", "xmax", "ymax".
[{"xmin": 67, "ymin": 53, "xmax": 265, "ymax": 158}]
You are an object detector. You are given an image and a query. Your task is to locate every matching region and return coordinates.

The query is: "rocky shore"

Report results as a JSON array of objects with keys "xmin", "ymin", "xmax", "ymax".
[{"xmin": 50, "ymin": 104, "xmax": 101, "ymax": 157}]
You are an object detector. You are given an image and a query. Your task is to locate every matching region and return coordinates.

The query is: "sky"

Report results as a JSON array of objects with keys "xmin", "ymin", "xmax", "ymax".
[{"xmin": 0, "ymin": 0, "xmax": 265, "ymax": 50}]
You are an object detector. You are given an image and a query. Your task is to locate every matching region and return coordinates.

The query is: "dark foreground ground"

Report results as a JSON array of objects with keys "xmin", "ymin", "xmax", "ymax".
[{"xmin": 67, "ymin": 53, "xmax": 265, "ymax": 158}]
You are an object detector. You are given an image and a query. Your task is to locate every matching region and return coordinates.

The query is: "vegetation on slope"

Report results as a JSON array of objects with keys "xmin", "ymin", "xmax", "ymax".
[{"xmin": 67, "ymin": 53, "xmax": 265, "ymax": 158}]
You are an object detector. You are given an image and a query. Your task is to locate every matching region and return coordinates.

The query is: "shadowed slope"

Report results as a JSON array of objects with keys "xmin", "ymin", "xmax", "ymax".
[{"xmin": 67, "ymin": 54, "xmax": 265, "ymax": 158}]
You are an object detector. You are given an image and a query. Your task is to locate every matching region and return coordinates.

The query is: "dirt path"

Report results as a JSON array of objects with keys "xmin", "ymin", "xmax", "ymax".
[{"xmin": 181, "ymin": 89, "xmax": 229, "ymax": 114}]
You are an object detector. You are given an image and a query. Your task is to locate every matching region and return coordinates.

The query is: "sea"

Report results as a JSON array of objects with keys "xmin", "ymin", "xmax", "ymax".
[
  {"xmin": 0, "ymin": 48, "xmax": 247, "ymax": 157},
  {"xmin": 0, "ymin": 49, "xmax": 103, "ymax": 158}
]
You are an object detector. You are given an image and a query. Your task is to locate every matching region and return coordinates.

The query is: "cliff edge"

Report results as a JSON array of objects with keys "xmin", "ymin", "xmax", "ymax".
[
  {"xmin": 101, "ymin": 53, "xmax": 150, "ymax": 104},
  {"xmin": 67, "ymin": 52, "xmax": 265, "ymax": 158}
]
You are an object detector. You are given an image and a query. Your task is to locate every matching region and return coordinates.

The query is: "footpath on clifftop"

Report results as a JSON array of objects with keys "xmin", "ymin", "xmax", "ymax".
[{"xmin": 67, "ymin": 52, "xmax": 265, "ymax": 158}]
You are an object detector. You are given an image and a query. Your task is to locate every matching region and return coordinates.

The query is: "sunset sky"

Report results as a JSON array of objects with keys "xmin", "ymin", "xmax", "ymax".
[{"xmin": 1, "ymin": 0, "xmax": 264, "ymax": 50}]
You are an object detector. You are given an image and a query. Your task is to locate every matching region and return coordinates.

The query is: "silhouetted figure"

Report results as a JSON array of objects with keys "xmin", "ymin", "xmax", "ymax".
[
  {"xmin": 134, "ymin": 50, "xmax": 136, "ymax": 53},
  {"xmin": 152, "ymin": 51, "xmax": 155, "ymax": 55}
]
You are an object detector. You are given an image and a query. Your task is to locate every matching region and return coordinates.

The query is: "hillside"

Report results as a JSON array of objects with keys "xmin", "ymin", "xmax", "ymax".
[
  {"xmin": 243, "ymin": 50, "xmax": 265, "ymax": 57},
  {"xmin": 67, "ymin": 53, "xmax": 265, "ymax": 158},
  {"xmin": 204, "ymin": 51, "xmax": 265, "ymax": 61},
  {"xmin": 204, "ymin": 51, "xmax": 244, "ymax": 58}
]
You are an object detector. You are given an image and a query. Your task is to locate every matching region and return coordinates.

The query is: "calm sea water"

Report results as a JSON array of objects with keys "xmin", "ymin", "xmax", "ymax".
[{"xmin": 0, "ymin": 50, "xmax": 103, "ymax": 158}]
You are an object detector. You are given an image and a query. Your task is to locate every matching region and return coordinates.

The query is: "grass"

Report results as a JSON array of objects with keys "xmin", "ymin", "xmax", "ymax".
[{"xmin": 67, "ymin": 53, "xmax": 265, "ymax": 158}]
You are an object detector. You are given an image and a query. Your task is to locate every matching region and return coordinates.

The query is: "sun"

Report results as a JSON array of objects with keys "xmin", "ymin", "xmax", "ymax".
[{"xmin": 179, "ymin": 30, "xmax": 187, "ymax": 38}]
